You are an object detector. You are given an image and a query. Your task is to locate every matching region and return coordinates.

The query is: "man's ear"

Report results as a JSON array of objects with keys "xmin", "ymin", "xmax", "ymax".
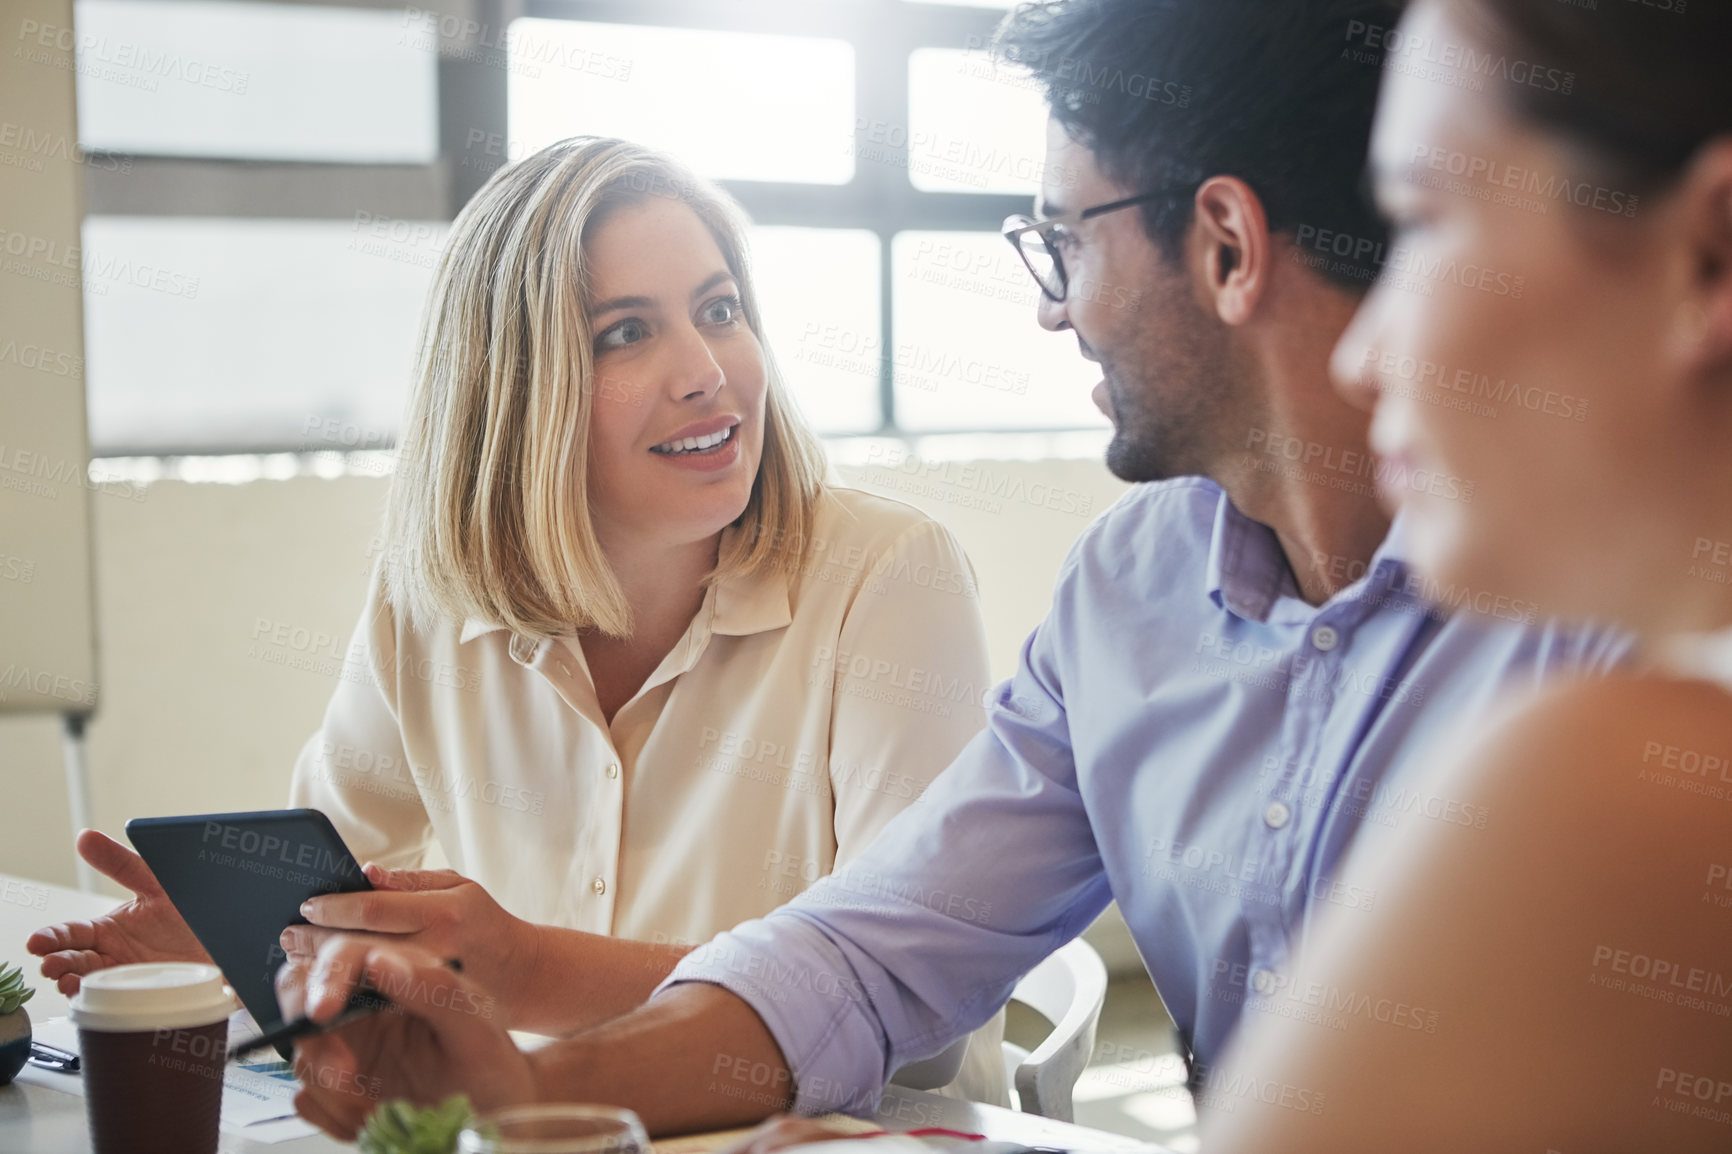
[{"xmin": 1192, "ymin": 176, "xmax": 1271, "ymax": 326}]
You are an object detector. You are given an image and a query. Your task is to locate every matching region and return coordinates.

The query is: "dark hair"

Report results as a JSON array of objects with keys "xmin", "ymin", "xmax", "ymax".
[
  {"xmin": 993, "ymin": 0, "xmax": 1404, "ymax": 290},
  {"xmin": 1458, "ymin": 0, "xmax": 1732, "ymax": 192}
]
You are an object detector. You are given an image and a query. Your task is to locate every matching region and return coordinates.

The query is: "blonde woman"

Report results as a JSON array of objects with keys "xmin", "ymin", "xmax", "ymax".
[{"xmin": 30, "ymin": 137, "xmax": 1006, "ymax": 1103}]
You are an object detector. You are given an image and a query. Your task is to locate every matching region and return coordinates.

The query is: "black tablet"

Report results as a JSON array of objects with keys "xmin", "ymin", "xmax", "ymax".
[{"xmin": 127, "ymin": 808, "xmax": 372, "ymax": 1057}]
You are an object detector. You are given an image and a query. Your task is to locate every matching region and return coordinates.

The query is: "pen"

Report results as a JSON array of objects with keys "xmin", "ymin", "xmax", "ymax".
[
  {"xmin": 27, "ymin": 1041, "xmax": 79, "ymax": 1073},
  {"xmin": 228, "ymin": 957, "xmax": 463, "ymax": 1062}
]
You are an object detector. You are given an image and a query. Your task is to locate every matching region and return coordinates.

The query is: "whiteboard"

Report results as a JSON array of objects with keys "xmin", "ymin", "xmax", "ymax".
[{"xmin": 0, "ymin": 0, "xmax": 100, "ymax": 716}]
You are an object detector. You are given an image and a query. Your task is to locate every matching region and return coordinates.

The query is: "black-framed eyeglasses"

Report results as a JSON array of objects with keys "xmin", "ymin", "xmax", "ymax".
[{"xmin": 1002, "ymin": 187, "xmax": 1195, "ymax": 302}]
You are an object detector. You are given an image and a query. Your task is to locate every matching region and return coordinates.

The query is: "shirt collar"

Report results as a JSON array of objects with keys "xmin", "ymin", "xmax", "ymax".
[
  {"xmin": 1205, "ymin": 492, "xmax": 1298, "ymax": 622},
  {"xmin": 459, "ymin": 617, "xmax": 499, "ymax": 645},
  {"xmin": 708, "ymin": 564, "xmax": 793, "ymax": 637},
  {"xmin": 1372, "ymin": 513, "xmax": 1416, "ymax": 578},
  {"xmin": 457, "ymin": 527, "xmax": 792, "ymax": 647},
  {"xmin": 1204, "ymin": 490, "xmax": 1417, "ymax": 623}
]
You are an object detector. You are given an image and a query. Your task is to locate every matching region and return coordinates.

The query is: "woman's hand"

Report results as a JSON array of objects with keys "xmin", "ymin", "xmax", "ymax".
[
  {"xmin": 283, "ymin": 865, "xmax": 545, "ymax": 1029},
  {"xmin": 277, "ymin": 936, "xmax": 539, "ymax": 1139},
  {"xmin": 27, "ymin": 829, "xmax": 213, "ymax": 995}
]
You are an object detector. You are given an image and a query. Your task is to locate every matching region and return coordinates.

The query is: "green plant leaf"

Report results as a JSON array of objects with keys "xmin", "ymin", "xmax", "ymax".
[
  {"xmin": 0, "ymin": 962, "xmax": 36, "ymax": 1017},
  {"xmin": 357, "ymin": 1095, "xmax": 475, "ymax": 1154}
]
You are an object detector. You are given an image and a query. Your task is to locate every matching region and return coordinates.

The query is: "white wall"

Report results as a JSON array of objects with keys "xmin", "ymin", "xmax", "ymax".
[{"xmin": 1, "ymin": 453, "xmax": 1129, "ymax": 895}]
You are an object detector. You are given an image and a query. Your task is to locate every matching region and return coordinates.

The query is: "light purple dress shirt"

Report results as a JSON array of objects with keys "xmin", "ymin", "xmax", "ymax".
[{"xmin": 661, "ymin": 478, "xmax": 1631, "ymax": 1113}]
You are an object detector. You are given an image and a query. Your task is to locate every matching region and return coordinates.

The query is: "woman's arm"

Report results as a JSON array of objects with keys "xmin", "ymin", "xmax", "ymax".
[
  {"xmin": 1201, "ymin": 673, "xmax": 1732, "ymax": 1154},
  {"xmin": 290, "ymin": 866, "xmax": 693, "ymax": 1034},
  {"xmin": 287, "ymin": 575, "xmax": 435, "ymax": 870},
  {"xmin": 301, "ymin": 518, "xmax": 995, "ymax": 1037},
  {"xmin": 515, "ymin": 518, "xmax": 991, "ymax": 1035},
  {"xmin": 824, "ymin": 518, "xmax": 994, "ymax": 863},
  {"xmin": 27, "ymin": 829, "xmax": 213, "ymax": 994}
]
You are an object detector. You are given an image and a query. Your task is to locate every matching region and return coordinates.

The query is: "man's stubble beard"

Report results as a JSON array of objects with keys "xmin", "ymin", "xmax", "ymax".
[
  {"xmin": 1100, "ymin": 326, "xmax": 1246, "ymax": 485},
  {"xmin": 1099, "ymin": 247, "xmax": 1253, "ymax": 484}
]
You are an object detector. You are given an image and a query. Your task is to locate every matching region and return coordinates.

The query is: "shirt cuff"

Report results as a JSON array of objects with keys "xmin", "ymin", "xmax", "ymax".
[{"xmin": 656, "ymin": 914, "xmax": 890, "ymax": 1116}]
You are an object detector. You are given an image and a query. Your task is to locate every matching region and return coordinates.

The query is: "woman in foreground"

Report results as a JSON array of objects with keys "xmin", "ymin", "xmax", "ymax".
[
  {"xmin": 1204, "ymin": 0, "xmax": 1732, "ymax": 1149},
  {"xmin": 29, "ymin": 137, "xmax": 1005, "ymax": 1102}
]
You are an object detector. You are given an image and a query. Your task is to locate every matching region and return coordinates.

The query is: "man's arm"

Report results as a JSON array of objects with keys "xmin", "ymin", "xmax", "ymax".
[
  {"xmin": 513, "ymin": 927, "xmax": 692, "ymax": 1035},
  {"xmin": 282, "ymin": 939, "xmax": 790, "ymax": 1139},
  {"xmin": 528, "ymin": 983, "xmax": 796, "ymax": 1133}
]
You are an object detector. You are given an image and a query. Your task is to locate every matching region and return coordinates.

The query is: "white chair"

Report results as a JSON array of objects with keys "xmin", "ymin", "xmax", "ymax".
[
  {"xmin": 1000, "ymin": 938, "xmax": 1109, "ymax": 1122},
  {"xmin": 887, "ymin": 938, "xmax": 1108, "ymax": 1120}
]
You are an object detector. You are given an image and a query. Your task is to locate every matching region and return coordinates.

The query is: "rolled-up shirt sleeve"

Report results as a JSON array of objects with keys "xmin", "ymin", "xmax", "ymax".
[{"xmin": 660, "ymin": 551, "xmax": 1112, "ymax": 1114}]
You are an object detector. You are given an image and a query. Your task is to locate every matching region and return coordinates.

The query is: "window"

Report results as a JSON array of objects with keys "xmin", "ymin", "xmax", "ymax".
[
  {"xmin": 749, "ymin": 227, "xmax": 882, "ymax": 434},
  {"xmin": 77, "ymin": 0, "xmax": 1105, "ymax": 454},
  {"xmin": 81, "ymin": 216, "xmax": 440, "ymax": 455},
  {"xmin": 507, "ymin": 20, "xmax": 855, "ymax": 185},
  {"xmin": 893, "ymin": 232, "xmax": 1100, "ymax": 431},
  {"xmin": 906, "ymin": 48, "xmax": 1050, "ymax": 195},
  {"xmin": 75, "ymin": 0, "xmax": 437, "ymax": 163}
]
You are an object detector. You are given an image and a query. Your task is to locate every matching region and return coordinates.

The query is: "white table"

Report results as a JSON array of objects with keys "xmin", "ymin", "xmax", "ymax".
[{"xmin": 0, "ymin": 872, "xmax": 1170, "ymax": 1153}]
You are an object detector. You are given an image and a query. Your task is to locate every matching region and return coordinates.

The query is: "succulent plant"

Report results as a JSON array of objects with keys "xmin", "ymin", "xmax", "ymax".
[
  {"xmin": 358, "ymin": 1095, "xmax": 475, "ymax": 1154},
  {"xmin": 0, "ymin": 963, "xmax": 35, "ymax": 1016}
]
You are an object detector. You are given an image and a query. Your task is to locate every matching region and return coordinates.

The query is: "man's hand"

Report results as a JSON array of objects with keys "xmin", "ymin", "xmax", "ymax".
[
  {"xmin": 282, "ymin": 865, "xmax": 544, "ymax": 1028},
  {"xmin": 277, "ymin": 937, "xmax": 540, "ymax": 1139},
  {"xmin": 26, "ymin": 829, "xmax": 212, "ymax": 995}
]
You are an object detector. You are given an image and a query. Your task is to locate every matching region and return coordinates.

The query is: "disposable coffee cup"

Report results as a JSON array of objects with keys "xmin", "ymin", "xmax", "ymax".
[{"xmin": 70, "ymin": 963, "xmax": 238, "ymax": 1154}]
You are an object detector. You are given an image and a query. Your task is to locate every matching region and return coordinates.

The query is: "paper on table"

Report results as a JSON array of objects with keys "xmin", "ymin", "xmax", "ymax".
[
  {"xmin": 14, "ymin": 1014, "xmax": 319, "ymax": 1143},
  {"xmin": 651, "ymin": 1114, "xmax": 881, "ymax": 1154}
]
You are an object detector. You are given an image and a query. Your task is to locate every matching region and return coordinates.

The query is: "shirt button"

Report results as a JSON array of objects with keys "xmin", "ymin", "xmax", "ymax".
[
  {"xmin": 592, "ymin": 876, "xmax": 607, "ymax": 896},
  {"xmin": 1251, "ymin": 968, "xmax": 1279, "ymax": 996},
  {"xmin": 1264, "ymin": 801, "xmax": 1292, "ymax": 830},
  {"xmin": 605, "ymin": 762, "xmax": 620, "ymax": 780},
  {"xmin": 1311, "ymin": 625, "xmax": 1339, "ymax": 652}
]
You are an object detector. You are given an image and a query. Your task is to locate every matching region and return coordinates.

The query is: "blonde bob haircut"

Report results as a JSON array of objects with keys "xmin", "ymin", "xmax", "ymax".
[{"xmin": 383, "ymin": 136, "xmax": 828, "ymax": 640}]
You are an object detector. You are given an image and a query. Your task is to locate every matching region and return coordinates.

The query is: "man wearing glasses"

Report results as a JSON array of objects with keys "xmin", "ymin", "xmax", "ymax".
[{"xmin": 282, "ymin": 0, "xmax": 1630, "ymax": 1137}]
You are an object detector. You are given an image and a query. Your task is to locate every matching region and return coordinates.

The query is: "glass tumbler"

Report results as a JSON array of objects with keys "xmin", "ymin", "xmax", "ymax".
[{"xmin": 459, "ymin": 1104, "xmax": 652, "ymax": 1154}]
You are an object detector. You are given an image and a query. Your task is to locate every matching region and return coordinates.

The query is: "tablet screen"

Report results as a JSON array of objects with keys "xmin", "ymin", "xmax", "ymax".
[{"xmin": 127, "ymin": 809, "xmax": 371, "ymax": 1050}]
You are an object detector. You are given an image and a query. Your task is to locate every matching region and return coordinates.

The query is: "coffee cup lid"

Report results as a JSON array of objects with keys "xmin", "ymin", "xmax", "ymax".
[{"xmin": 70, "ymin": 963, "xmax": 238, "ymax": 1032}]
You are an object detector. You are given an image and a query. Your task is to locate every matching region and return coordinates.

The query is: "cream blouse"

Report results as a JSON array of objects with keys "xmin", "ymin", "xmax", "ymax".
[{"xmin": 286, "ymin": 487, "xmax": 1006, "ymax": 1098}]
